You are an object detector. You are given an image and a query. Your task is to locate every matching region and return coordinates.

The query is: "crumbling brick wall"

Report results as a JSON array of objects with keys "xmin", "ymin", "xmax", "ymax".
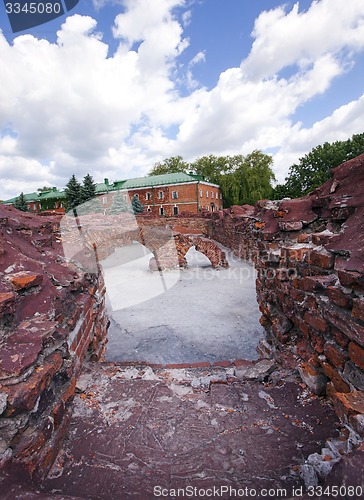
[
  {"xmin": 211, "ymin": 154, "xmax": 364, "ymax": 437},
  {"xmin": 0, "ymin": 208, "xmax": 108, "ymax": 479}
]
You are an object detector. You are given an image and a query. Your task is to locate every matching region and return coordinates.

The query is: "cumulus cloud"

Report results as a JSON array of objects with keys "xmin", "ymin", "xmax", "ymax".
[
  {"xmin": 241, "ymin": 0, "xmax": 364, "ymax": 79},
  {"xmin": 1, "ymin": 0, "xmax": 364, "ymax": 199}
]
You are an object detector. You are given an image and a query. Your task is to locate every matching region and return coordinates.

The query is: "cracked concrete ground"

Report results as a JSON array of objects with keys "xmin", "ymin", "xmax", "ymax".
[
  {"xmin": 4, "ymin": 361, "xmax": 340, "ymax": 500},
  {"xmin": 102, "ymin": 243, "xmax": 264, "ymax": 364}
]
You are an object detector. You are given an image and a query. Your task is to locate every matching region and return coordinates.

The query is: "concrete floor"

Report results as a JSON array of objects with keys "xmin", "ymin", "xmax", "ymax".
[{"xmin": 101, "ymin": 243, "xmax": 264, "ymax": 364}]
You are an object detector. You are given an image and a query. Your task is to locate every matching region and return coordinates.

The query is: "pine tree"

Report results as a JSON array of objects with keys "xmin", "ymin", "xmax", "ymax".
[
  {"xmin": 131, "ymin": 194, "xmax": 144, "ymax": 214},
  {"xmin": 109, "ymin": 192, "xmax": 131, "ymax": 214},
  {"xmin": 14, "ymin": 193, "xmax": 29, "ymax": 212},
  {"xmin": 65, "ymin": 175, "xmax": 82, "ymax": 210},
  {"xmin": 81, "ymin": 174, "xmax": 97, "ymax": 202}
]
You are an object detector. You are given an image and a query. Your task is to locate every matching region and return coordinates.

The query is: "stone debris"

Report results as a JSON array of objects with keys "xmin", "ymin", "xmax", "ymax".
[{"xmin": 235, "ymin": 359, "xmax": 276, "ymax": 381}]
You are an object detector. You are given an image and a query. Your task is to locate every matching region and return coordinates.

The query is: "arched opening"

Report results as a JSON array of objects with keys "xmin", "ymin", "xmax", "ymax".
[{"xmin": 184, "ymin": 246, "xmax": 212, "ymax": 268}]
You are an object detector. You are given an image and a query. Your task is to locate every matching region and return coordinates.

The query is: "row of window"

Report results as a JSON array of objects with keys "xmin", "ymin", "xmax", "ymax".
[
  {"xmin": 107, "ymin": 189, "xmax": 222, "ymax": 203},
  {"xmin": 199, "ymin": 189, "xmax": 222, "ymax": 199}
]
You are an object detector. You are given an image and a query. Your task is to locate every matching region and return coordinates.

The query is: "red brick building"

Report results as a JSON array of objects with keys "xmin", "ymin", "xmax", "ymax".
[
  {"xmin": 98, "ymin": 172, "xmax": 223, "ymax": 216},
  {"xmin": 3, "ymin": 172, "xmax": 223, "ymax": 216}
]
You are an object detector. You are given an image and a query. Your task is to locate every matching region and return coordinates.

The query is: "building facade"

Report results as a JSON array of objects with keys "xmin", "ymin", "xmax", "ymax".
[
  {"xmin": 101, "ymin": 173, "xmax": 223, "ymax": 216},
  {"xmin": 2, "ymin": 172, "xmax": 223, "ymax": 216}
]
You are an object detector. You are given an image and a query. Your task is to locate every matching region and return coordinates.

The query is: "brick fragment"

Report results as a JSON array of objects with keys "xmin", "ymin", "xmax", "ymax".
[
  {"xmin": 307, "ymin": 249, "xmax": 335, "ymax": 269},
  {"xmin": 0, "ymin": 292, "xmax": 17, "ymax": 314},
  {"xmin": 331, "ymin": 326, "xmax": 349, "ymax": 348},
  {"xmin": 3, "ymin": 351, "xmax": 63, "ymax": 416},
  {"xmin": 301, "ymin": 275, "xmax": 337, "ymax": 292},
  {"xmin": 324, "ymin": 342, "xmax": 348, "ymax": 370},
  {"xmin": 338, "ymin": 270, "xmax": 364, "ymax": 291},
  {"xmin": 327, "ymin": 286, "xmax": 352, "ymax": 309},
  {"xmin": 278, "ymin": 221, "xmax": 303, "ymax": 231},
  {"xmin": 343, "ymin": 362, "xmax": 364, "ymax": 391},
  {"xmin": 5, "ymin": 271, "xmax": 43, "ymax": 291},
  {"xmin": 304, "ymin": 311, "xmax": 328, "ymax": 333},
  {"xmin": 319, "ymin": 360, "xmax": 350, "ymax": 393},
  {"xmin": 348, "ymin": 342, "xmax": 364, "ymax": 371},
  {"xmin": 352, "ymin": 298, "xmax": 364, "ymax": 322},
  {"xmin": 321, "ymin": 304, "xmax": 364, "ymax": 347},
  {"xmin": 297, "ymin": 233, "xmax": 311, "ymax": 243},
  {"xmin": 298, "ymin": 361, "xmax": 328, "ymax": 395},
  {"xmin": 332, "ymin": 390, "xmax": 364, "ymax": 422},
  {"xmin": 280, "ymin": 246, "xmax": 311, "ymax": 261}
]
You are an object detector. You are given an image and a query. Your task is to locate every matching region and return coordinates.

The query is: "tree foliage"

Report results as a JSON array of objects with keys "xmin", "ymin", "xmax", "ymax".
[
  {"xmin": 148, "ymin": 151, "xmax": 276, "ymax": 207},
  {"xmin": 65, "ymin": 174, "xmax": 82, "ymax": 209},
  {"xmin": 149, "ymin": 156, "xmax": 189, "ymax": 176},
  {"xmin": 81, "ymin": 174, "xmax": 97, "ymax": 202},
  {"xmin": 14, "ymin": 192, "xmax": 29, "ymax": 212},
  {"xmin": 131, "ymin": 194, "xmax": 144, "ymax": 214},
  {"xmin": 272, "ymin": 133, "xmax": 364, "ymax": 199}
]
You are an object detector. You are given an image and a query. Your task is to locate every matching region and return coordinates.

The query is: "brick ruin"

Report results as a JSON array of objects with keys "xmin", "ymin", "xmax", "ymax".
[{"xmin": 0, "ymin": 153, "xmax": 363, "ymax": 479}]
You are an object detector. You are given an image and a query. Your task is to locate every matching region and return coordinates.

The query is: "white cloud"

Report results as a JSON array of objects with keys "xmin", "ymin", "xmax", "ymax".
[
  {"xmin": 242, "ymin": 0, "xmax": 364, "ymax": 79},
  {"xmin": 1, "ymin": 0, "xmax": 364, "ymax": 200}
]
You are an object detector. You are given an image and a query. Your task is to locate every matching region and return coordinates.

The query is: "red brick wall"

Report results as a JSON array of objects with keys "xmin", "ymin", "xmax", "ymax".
[
  {"xmin": 0, "ymin": 207, "xmax": 108, "ymax": 479},
  {"xmin": 211, "ymin": 155, "xmax": 364, "ymax": 437}
]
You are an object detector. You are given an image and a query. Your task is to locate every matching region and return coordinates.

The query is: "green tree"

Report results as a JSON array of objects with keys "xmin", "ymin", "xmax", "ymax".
[
  {"xmin": 273, "ymin": 133, "xmax": 364, "ymax": 199},
  {"xmin": 131, "ymin": 194, "xmax": 144, "ymax": 214},
  {"xmin": 149, "ymin": 156, "xmax": 189, "ymax": 176},
  {"xmin": 191, "ymin": 151, "xmax": 275, "ymax": 207},
  {"xmin": 148, "ymin": 151, "xmax": 275, "ymax": 207},
  {"xmin": 81, "ymin": 174, "xmax": 97, "ymax": 202},
  {"xmin": 65, "ymin": 174, "xmax": 82, "ymax": 210},
  {"xmin": 109, "ymin": 192, "xmax": 131, "ymax": 214},
  {"xmin": 14, "ymin": 192, "xmax": 29, "ymax": 212}
]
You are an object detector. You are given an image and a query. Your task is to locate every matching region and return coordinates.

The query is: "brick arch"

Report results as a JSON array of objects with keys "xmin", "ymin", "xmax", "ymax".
[
  {"xmin": 174, "ymin": 234, "xmax": 228, "ymax": 269},
  {"xmin": 61, "ymin": 214, "xmax": 229, "ymax": 271}
]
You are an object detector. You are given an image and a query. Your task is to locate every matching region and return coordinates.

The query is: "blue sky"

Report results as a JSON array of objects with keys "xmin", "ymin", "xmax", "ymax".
[{"xmin": 1, "ymin": 0, "xmax": 364, "ymax": 200}]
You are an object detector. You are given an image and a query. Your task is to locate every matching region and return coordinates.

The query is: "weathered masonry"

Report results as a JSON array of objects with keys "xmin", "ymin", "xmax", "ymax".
[{"xmin": 0, "ymin": 153, "xmax": 363, "ymax": 479}]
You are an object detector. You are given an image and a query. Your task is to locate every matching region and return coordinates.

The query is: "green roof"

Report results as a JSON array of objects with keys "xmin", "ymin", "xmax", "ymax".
[
  {"xmin": 37, "ymin": 188, "xmax": 66, "ymax": 200},
  {"xmin": 112, "ymin": 172, "xmax": 204, "ymax": 190},
  {"xmin": 2, "ymin": 172, "xmax": 209, "ymax": 205},
  {"xmin": 95, "ymin": 182, "xmax": 111, "ymax": 193},
  {"xmin": 2, "ymin": 192, "xmax": 39, "ymax": 204}
]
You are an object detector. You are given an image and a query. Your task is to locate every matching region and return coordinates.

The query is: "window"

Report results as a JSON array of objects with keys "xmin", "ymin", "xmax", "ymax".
[
  {"xmin": 220, "ymin": 193, "xmax": 222, "ymax": 199},
  {"xmin": 158, "ymin": 191, "xmax": 164, "ymax": 200},
  {"xmin": 147, "ymin": 206, "xmax": 151, "ymax": 212},
  {"xmin": 199, "ymin": 189, "xmax": 203, "ymax": 197},
  {"xmin": 206, "ymin": 205, "xmax": 209, "ymax": 211},
  {"xmin": 146, "ymin": 192, "xmax": 151, "ymax": 201},
  {"xmin": 211, "ymin": 191, "xmax": 214, "ymax": 198},
  {"xmin": 134, "ymin": 193, "xmax": 139, "ymax": 199},
  {"xmin": 172, "ymin": 191, "xmax": 178, "ymax": 199},
  {"xmin": 173, "ymin": 206, "xmax": 178, "ymax": 216},
  {"xmin": 206, "ymin": 190, "xmax": 209, "ymax": 198},
  {"xmin": 159, "ymin": 206, "xmax": 164, "ymax": 215},
  {"xmin": 102, "ymin": 197, "xmax": 107, "ymax": 205}
]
